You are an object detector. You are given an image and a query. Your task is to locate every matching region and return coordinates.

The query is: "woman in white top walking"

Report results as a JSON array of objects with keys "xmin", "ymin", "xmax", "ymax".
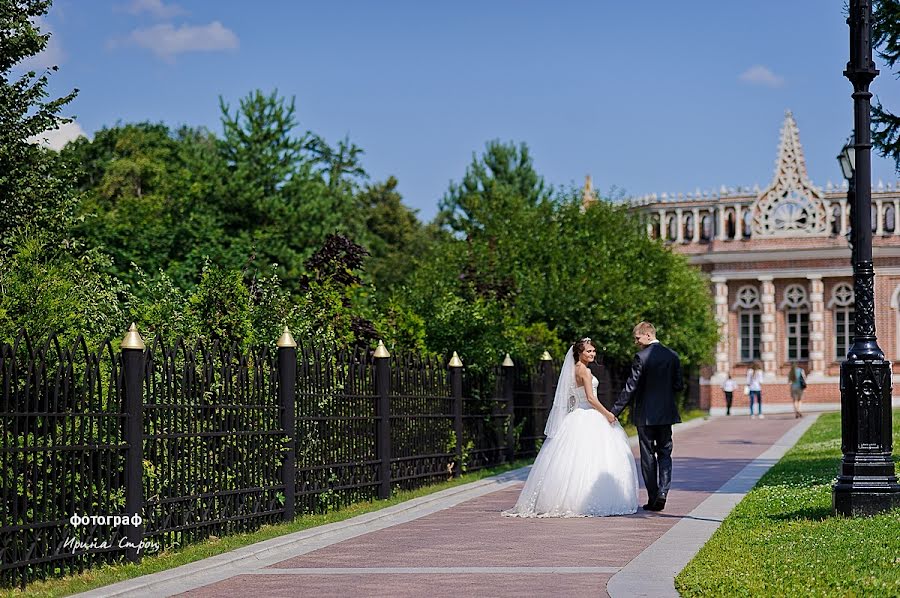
[
  {"xmin": 721, "ymin": 371, "xmax": 736, "ymax": 415},
  {"xmin": 746, "ymin": 361, "xmax": 764, "ymax": 419}
]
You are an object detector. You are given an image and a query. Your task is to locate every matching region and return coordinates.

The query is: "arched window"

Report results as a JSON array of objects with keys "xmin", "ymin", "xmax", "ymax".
[
  {"xmin": 742, "ymin": 210, "xmax": 752, "ymax": 238},
  {"xmin": 700, "ymin": 214, "xmax": 712, "ymax": 242},
  {"xmin": 829, "ymin": 283, "xmax": 855, "ymax": 360},
  {"xmin": 649, "ymin": 214, "xmax": 660, "ymax": 239},
  {"xmin": 726, "ymin": 211, "xmax": 736, "ymax": 240},
  {"xmin": 780, "ymin": 284, "xmax": 809, "ymax": 361},
  {"xmin": 885, "ymin": 204, "xmax": 895, "ymax": 234},
  {"xmin": 683, "ymin": 213, "xmax": 693, "ymax": 242},
  {"xmin": 733, "ymin": 286, "xmax": 761, "ymax": 362},
  {"xmin": 831, "ymin": 204, "xmax": 841, "ymax": 235},
  {"xmin": 667, "ymin": 215, "xmax": 676, "ymax": 241}
]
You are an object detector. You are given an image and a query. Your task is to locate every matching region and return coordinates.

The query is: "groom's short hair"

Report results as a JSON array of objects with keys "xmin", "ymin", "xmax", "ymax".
[{"xmin": 633, "ymin": 321, "xmax": 656, "ymax": 337}]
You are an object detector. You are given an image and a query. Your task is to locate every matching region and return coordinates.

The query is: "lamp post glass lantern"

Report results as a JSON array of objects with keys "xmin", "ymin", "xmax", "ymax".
[
  {"xmin": 832, "ymin": 0, "xmax": 900, "ymax": 516},
  {"xmin": 837, "ymin": 139, "xmax": 855, "ymax": 182},
  {"xmin": 838, "ymin": 137, "xmax": 857, "ymax": 257}
]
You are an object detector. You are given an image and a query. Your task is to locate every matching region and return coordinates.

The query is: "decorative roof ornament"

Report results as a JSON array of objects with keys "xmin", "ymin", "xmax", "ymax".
[
  {"xmin": 581, "ymin": 175, "xmax": 595, "ymax": 211},
  {"xmin": 750, "ymin": 111, "xmax": 829, "ymax": 237}
]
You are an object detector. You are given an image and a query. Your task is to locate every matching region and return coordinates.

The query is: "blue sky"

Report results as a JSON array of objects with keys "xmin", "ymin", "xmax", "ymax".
[{"xmin": 29, "ymin": 0, "xmax": 900, "ymax": 221}]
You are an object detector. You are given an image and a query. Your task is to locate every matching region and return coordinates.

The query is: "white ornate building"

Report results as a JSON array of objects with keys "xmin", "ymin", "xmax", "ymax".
[{"xmin": 593, "ymin": 111, "xmax": 900, "ymax": 413}]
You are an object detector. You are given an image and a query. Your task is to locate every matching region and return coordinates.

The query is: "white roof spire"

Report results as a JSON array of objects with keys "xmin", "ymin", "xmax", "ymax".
[
  {"xmin": 581, "ymin": 174, "xmax": 595, "ymax": 210},
  {"xmin": 775, "ymin": 110, "xmax": 811, "ymax": 184},
  {"xmin": 751, "ymin": 111, "xmax": 829, "ymax": 236}
]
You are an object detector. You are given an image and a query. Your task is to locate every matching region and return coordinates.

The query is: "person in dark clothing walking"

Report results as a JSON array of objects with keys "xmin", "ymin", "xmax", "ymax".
[{"xmin": 611, "ymin": 321, "xmax": 684, "ymax": 512}]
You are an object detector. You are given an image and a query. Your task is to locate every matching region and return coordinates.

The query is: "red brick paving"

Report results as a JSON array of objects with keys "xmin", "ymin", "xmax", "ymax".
[{"xmin": 178, "ymin": 415, "xmax": 800, "ymax": 597}]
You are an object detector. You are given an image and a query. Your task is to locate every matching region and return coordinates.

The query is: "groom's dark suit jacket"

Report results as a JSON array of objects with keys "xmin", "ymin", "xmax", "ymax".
[{"xmin": 611, "ymin": 342, "xmax": 684, "ymax": 426}]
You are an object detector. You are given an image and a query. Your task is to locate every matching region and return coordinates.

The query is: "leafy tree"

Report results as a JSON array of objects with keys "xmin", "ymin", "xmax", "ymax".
[
  {"xmin": 0, "ymin": 0, "xmax": 78, "ymax": 242},
  {"xmin": 0, "ymin": 231, "xmax": 127, "ymax": 343},
  {"xmin": 0, "ymin": 0, "xmax": 129, "ymax": 344},
  {"xmin": 401, "ymin": 141, "xmax": 718, "ymax": 371},
  {"xmin": 297, "ymin": 234, "xmax": 376, "ymax": 346},
  {"xmin": 218, "ymin": 89, "xmax": 370, "ymax": 287},
  {"xmin": 873, "ymin": 0, "xmax": 900, "ymax": 171},
  {"xmin": 186, "ymin": 263, "xmax": 254, "ymax": 345},
  {"xmin": 219, "ymin": 89, "xmax": 306, "ymax": 231},
  {"xmin": 436, "ymin": 140, "xmax": 550, "ymax": 237},
  {"xmin": 359, "ymin": 176, "xmax": 428, "ymax": 292}
]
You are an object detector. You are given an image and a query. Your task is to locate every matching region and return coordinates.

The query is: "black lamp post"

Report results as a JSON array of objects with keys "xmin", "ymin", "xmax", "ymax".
[{"xmin": 832, "ymin": 0, "xmax": 900, "ymax": 516}]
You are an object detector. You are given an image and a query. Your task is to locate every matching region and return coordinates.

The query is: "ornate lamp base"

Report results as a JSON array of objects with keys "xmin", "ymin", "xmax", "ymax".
[{"xmin": 832, "ymin": 355, "xmax": 900, "ymax": 516}]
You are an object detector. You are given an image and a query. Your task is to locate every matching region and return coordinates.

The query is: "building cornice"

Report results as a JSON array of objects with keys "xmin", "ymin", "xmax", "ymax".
[
  {"xmin": 687, "ymin": 245, "xmax": 900, "ymax": 265},
  {"xmin": 703, "ymin": 267, "xmax": 900, "ymax": 280}
]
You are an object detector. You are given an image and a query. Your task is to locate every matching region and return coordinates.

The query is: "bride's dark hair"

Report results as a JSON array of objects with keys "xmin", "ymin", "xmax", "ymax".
[{"xmin": 573, "ymin": 337, "xmax": 594, "ymax": 362}]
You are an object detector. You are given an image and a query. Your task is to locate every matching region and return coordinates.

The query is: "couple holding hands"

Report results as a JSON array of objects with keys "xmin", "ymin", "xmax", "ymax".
[{"xmin": 505, "ymin": 321, "xmax": 684, "ymax": 518}]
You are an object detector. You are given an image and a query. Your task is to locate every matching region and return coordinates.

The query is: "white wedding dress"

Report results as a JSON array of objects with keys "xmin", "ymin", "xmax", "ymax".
[{"xmin": 504, "ymin": 375, "xmax": 639, "ymax": 517}]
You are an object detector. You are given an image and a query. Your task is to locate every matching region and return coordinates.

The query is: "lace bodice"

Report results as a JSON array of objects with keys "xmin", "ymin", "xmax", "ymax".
[{"xmin": 572, "ymin": 376, "xmax": 599, "ymax": 409}]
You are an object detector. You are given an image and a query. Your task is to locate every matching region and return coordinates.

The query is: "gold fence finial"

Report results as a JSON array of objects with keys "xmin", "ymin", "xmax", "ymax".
[
  {"xmin": 502, "ymin": 353, "xmax": 514, "ymax": 367},
  {"xmin": 449, "ymin": 351, "xmax": 463, "ymax": 368},
  {"xmin": 540, "ymin": 350, "xmax": 552, "ymax": 361},
  {"xmin": 277, "ymin": 325, "xmax": 297, "ymax": 348},
  {"xmin": 374, "ymin": 339, "xmax": 390, "ymax": 358},
  {"xmin": 121, "ymin": 323, "xmax": 145, "ymax": 350}
]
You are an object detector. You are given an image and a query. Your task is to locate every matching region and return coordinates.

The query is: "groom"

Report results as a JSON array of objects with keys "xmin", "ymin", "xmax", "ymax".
[{"xmin": 611, "ymin": 321, "xmax": 684, "ymax": 512}]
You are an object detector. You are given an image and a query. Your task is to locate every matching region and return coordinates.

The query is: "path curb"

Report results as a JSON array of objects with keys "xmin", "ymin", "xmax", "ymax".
[
  {"xmin": 606, "ymin": 413, "xmax": 820, "ymax": 597},
  {"xmin": 73, "ymin": 415, "xmax": 715, "ymax": 597}
]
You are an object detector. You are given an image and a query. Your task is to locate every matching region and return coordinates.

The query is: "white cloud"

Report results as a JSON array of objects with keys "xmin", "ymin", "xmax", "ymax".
[
  {"xmin": 27, "ymin": 121, "xmax": 87, "ymax": 151},
  {"xmin": 19, "ymin": 17, "xmax": 65, "ymax": 70},
  {"xmin": 118, "ymin": 21, "xmax": 238, "ymax": 61},
  {"xmin": 124, "ymin": 0, "xmax": 186, "ymax": 19},
  {"xmin": 738, "ymin": 65, "xmax": 785, "ymax": 88}
]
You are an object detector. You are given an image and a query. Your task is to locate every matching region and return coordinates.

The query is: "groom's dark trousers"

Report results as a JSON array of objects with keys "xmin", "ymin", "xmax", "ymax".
[
  {"xmin": 637, "ymin": 425, "xmax": 673, "ymax": 500},
  {"xmin": 612, "ymin": 341, "xmax": 683, "ymax": 504}
]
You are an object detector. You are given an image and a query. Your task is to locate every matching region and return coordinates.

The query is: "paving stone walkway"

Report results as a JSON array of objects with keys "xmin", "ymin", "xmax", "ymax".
[{"xmin": 78, "ymin": 413, "xmax": 818, "ymax": 598}]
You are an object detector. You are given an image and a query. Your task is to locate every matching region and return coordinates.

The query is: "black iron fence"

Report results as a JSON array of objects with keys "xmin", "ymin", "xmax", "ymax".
[{"xmin": 0, "ymin": 328, "xmax": 557, "ymax": 588}]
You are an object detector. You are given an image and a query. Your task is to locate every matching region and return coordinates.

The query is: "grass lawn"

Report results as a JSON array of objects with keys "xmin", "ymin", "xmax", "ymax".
[{"xmin": 676, "ymin": 410, "xmax": 900, "ymax": 597}]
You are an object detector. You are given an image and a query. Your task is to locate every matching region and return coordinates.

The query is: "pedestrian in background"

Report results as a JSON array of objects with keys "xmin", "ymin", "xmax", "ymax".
[
  {"xmin": 721, "ymin": 371, "xmax": 736, "ymax": 415},
  {"xmin": 788, "ymin": 364, "xmax": 806, "ymax": 418},
  {"xmin": 746, "ymin": 362, "xmax": 764, "ymax": 419}
]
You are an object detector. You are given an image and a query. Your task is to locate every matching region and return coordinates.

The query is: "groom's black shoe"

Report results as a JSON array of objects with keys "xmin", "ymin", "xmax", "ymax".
[
  {"xmin": 642, "ymin": 496, "xmax": 658, "ymax": 510},
  {"xmin": 651, "ymin": 496, "xmax": 667, "ymax": 511}
]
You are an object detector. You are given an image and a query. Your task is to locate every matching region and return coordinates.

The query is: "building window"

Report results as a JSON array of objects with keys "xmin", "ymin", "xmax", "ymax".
[
  {"xmin": 740, "ymin": 312, "xmax": 762, "ymax": 361},
  {"xmin": 786, "ymin": 310, "xmax": 810, "ymax": 360},
  {"xmin": 742, "ymin": 210, "xmax": 752, "ymax": 238},
  {"xmin": 684, "ymin": 213, "xmax": 693, "ymax": 242},
  {"xmin": 734, "ymin": 286, "xmax": 762, "ymax": 362},
  {"xmin": 700, "ymin": 215, "xmax": 712, "ymax": 242},
  {"xmin": 830, "ymin": 282, "xmax": 855, "ymax": 360},
  {"xmin": 781, "ymin": 284, "xmax": 810, "ymax": 362},
  {"xmin": 831, "ymin": 204, "xmax": 841, "ymax": 235},
  {"xmin": 885, "ymin": 204, "xmax": 895, "ymax": 234},
  {"xmin": 835, "ymin": 309, "xmax": 855, "ymax": 359}
]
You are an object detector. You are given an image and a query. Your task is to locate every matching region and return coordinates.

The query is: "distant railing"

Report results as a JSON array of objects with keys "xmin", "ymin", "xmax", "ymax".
[{"xmin": 0, "ymin": 327, "xmax": 557, "ymax": 588}]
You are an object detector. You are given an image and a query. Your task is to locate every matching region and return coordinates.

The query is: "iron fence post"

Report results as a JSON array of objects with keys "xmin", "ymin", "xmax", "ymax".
[
  {"xmin": 450, "ymin": 358, "xmax": 463, "ymax": 477},
  {"xmin": 374, "ymin": 341, "xmax": 392, "ymax": 499},
  {"xmin": 503, "ymin": 359, "xmax": 515, "ymax": 462},
  {"xmin": 121, "ymin": 324, "xmax": 145, "ymax": 564},
  {"xmin": 277, "ymin": 327, "xmax": 297, "ymax": 521}
]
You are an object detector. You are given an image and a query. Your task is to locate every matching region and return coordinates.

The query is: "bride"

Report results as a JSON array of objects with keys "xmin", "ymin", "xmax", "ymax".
[{"xmin": 504, "ymin": 338, "xmax": 639, "ymax": 517}]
